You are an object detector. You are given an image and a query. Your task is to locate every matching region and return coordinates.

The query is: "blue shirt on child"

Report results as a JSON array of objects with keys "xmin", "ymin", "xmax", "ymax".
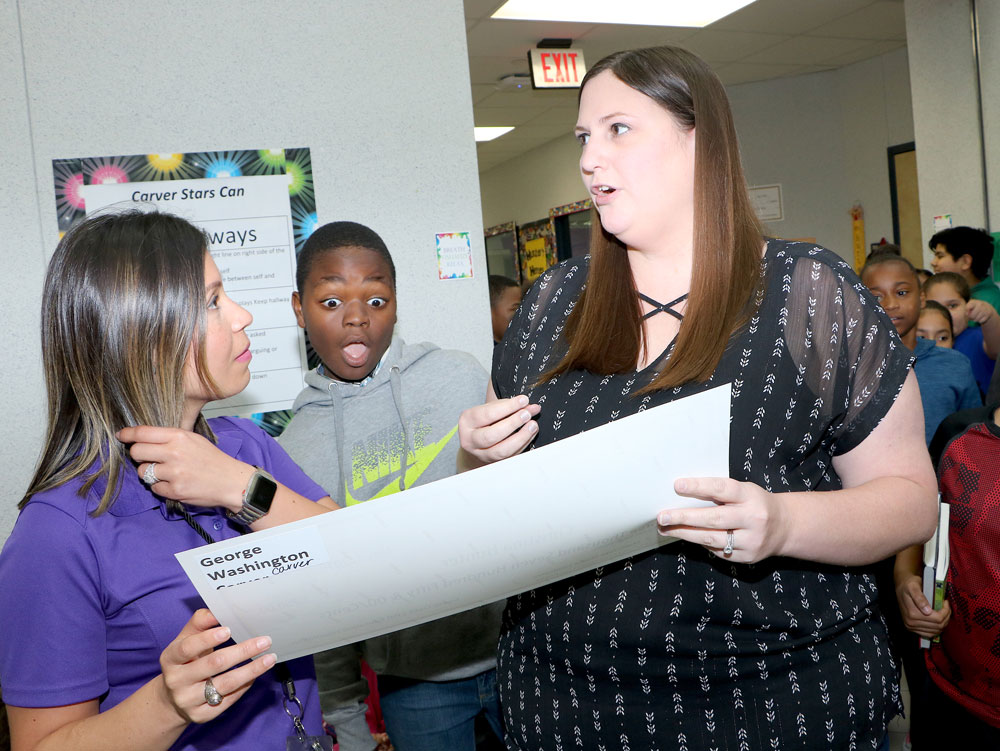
[
  {"xmin": 912, "ymin": 337, "xmax": 981, "ymax": 443},
  {"xmin": 954, "ymin": 326, "xmax": 994, "ymax": 397}
]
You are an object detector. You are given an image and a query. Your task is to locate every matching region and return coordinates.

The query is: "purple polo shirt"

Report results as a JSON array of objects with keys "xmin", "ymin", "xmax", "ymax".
[{"xmin": 0, "ymin": 417, "xmax": 327, "ymax": 750}]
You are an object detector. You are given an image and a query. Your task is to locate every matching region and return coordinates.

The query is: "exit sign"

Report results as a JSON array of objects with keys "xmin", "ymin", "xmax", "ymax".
[{"xmin": 528, "ymin": 49, "xmax": 587, "ymax": 89}]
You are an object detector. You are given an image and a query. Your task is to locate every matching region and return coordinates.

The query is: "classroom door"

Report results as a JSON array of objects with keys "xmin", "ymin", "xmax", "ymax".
[{"xmin": 889, "ymin": 142, "xmax": 923, "ymax": 269}]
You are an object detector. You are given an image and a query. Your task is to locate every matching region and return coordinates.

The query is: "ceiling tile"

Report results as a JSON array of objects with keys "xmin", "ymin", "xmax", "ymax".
[
  {"xmin": 807, "ymin": 1, "xmax": 907, "ymax": 41},
  {"xmin": 576, "ymin": 23, "xmax": 697, "ymax": 54},
  {"xmin": 712, "ymin": 0, "xmax": 876, "ymax": 35},
  {"xmin": 820, "ymin": 38, "xmax": 906, "ymax": 67},
  {"xmin": 463, "ymin": 0, "xmax": 505, "ymax": 24},
  {"xmin": 522, "ymin": 107, "xmax": 579, "ymax": 127},
  {"xmin": 465, "ymin": 19, "xmax": 595, "ymax": 58},
  {"xmin": 714, "ymin": 61, "xmax": 808, "ymax": 86},
  {"xmin": 679, "ymin": 29, "xmax": 791, "ymax": 63},
  {"xmin": 743, "ymin": 35, "xmax": 873, "ymax": 65},
  {"xmin": 467, "ymin": 54, "xmax": 530, "ymax": 85}
]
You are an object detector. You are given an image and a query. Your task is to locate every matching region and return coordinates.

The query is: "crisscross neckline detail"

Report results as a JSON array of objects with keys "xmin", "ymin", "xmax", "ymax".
[{"xmin": 638, "ymin": 291, "xmax": 688, "ymax": 321}]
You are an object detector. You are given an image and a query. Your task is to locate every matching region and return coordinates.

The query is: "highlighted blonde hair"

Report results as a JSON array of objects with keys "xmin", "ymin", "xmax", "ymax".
[{"xmin": 22, "ymin": 211, "xmax": 218, "ymax": 514}]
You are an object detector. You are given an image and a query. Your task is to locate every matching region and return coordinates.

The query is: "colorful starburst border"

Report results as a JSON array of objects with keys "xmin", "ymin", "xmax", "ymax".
[{"xmin": 51, "ymin": 147, "xmax": 319, "ymax": 436}]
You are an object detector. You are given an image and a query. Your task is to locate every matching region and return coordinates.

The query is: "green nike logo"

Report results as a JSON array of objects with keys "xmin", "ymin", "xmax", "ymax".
[{"xmin": 343, "ymin": 425, "xmax": 458, "ymax": 506}]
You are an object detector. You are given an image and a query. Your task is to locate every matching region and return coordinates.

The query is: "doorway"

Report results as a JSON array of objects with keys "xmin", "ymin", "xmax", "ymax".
[{"xmin": 888, "ymin": 142, "xmax": 924, "ymax": 269}]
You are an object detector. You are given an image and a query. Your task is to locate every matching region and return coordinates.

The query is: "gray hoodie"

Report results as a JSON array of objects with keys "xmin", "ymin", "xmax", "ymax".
[{"xmin": 278, "ymin": 336, "xmax": 504, "ymax": 750}]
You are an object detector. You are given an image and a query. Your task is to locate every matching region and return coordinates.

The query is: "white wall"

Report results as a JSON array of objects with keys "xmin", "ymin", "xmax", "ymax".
[
  {"xmin": 480, "ymin": 46, "xmax": 916, "ymax": 262},
  {"xmin": 0, "ymin": 0, "xmax": 489, "ymax": 543},
  {"xmin": 735, "ymin": 47, "xmax": 915, "ymax": 256},
  {"xmin": 906, "ymin": 0, "xmax": 999, "ymax": 249},
  {"xmin": 0, "ymin": 0, "xmax": 48, "ymax": 544}
]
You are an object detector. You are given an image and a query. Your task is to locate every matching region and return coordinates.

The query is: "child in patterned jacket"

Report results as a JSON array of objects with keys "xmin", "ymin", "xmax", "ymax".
[{"xmin": 894, "ymin": 402, "xmax": 1000, "ymax": 747}]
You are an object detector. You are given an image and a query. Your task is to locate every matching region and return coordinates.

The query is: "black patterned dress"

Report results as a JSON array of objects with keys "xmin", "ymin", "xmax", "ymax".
[{"xmin": 492, "ymin": 240, "xmax": 913, "ymax": 750}]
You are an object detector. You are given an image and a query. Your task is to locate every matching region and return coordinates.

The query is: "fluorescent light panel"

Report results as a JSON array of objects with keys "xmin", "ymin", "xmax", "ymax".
[
  {"xmin": 475, "ymin": 126, "xmax": 515, "ymax": 142},
  {"xmin": 491, "ymin": 0, "xmax": 756, "ymax": 27}
]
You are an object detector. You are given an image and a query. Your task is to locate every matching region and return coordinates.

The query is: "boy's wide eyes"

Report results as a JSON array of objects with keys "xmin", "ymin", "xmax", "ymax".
[{"xmin": 319, "ymin": 296, "xmax": 390, "ymax": 309}]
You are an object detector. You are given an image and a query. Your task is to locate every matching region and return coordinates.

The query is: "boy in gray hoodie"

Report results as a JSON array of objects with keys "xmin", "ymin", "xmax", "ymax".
[{"xmin": 278, "ymin": 221, "xmax": 504, "ymax": 751}]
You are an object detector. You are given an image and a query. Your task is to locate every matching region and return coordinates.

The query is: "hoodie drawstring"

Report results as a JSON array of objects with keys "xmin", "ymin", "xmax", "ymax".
[
  {"xmin": 329, "ymin": 382, "xmax": 349, "ymax": 507},
  {"xmin": 389, "ymin": 365, "xmax": 411, "ymax": 491}
]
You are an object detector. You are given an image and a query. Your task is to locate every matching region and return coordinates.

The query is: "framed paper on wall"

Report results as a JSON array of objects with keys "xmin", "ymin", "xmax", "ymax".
[{"xmin": 517, "ymin": 218, "xmax": 556, "ymax": 285}]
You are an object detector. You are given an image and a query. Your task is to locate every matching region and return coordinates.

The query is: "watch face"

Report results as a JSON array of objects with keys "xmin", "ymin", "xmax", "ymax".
[{"xmin": 247, "ymin": 472, "xmax": 277, "ymax": 513}]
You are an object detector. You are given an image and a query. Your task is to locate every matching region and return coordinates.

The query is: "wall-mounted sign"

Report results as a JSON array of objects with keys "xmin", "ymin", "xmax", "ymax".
[
  {"xmin": 528, "ymin": 48, "xmax": 587, "ymax": 89},
  {"xmin": 54, "ymin": 148, "xmax": 318, "ymax": 426},
  {"xmin": 435, "ymin": 231, "xmax": 474, "ymax": 280},
  {"xmin": 517, "ymin": 218, "xmax": 555, "ymax": 283},
  {"xmin": 748, "ymin": 183, "xmax": 783, "ymax": 222},
  {"xmin": 933, "ymin": 214, "xmax": 953, "ymax": 231}
]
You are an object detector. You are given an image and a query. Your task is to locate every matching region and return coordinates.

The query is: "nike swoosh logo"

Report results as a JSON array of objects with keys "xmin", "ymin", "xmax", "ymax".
[{"xmin": 343, "ymin": 426, "xmax": 459, "ymax": 505}]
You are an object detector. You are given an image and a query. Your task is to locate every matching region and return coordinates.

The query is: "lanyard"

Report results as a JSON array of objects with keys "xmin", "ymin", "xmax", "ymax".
[{"xmin": 172, "ymin": 502, "xmax": 326, "ymax": 751}]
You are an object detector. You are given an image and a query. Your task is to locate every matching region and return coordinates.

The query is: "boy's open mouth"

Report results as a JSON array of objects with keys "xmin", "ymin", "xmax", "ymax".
[{"xmin": 343, "ymin": 341, "xmax": 369, "ymax": 367}]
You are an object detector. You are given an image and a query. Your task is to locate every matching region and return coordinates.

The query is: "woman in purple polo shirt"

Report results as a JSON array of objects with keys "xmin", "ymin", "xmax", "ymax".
[{"xmin": 0, "ymin": 211, "xmax": 337, "ymax": 750}]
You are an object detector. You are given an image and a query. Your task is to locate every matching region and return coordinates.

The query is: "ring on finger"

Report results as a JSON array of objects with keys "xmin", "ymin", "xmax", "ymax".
[
  {"xmin": 142, "ymin": 462, "xmax": 160, "ymax": 486},
  {"xmin": 204, "ymin": 676, "xmax": 224, "ymax": 706},
  {"xmin": 723, "ymin": 530, "xmax": 734, "ymax": 556}
]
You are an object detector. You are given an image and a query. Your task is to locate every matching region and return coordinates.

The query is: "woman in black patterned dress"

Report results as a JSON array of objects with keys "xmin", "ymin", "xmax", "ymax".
[{"xmin": 459, "ymin": 47, "xmax": 937, "ymax": 750}]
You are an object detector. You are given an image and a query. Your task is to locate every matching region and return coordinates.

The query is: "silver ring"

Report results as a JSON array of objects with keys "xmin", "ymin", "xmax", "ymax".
[
  {"xmin": 142, "ymin": 462, "xmax": 159, "ymax": 485},
  {"xmin": 204, "ymin": 677, "xmax": 223, "ymax": 706},
  {"xmin": 723, "ymin": 530, "xmax": 734, "ymax": 556}
]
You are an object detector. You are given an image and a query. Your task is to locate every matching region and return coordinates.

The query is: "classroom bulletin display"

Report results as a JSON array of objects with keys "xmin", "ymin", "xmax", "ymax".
[{"xmin": 51, "ymin": 148, "xmax": 317, "ymax": 434}]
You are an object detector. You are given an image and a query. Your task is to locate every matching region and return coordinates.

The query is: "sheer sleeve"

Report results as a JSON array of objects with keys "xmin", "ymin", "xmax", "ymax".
[
  {"xmin": 492, "ymin": 258, "xmax": 587, "ymax": 399},
  {"xmin": 781, "ymin": 253, "xmax": 913, "ymax": 456}
]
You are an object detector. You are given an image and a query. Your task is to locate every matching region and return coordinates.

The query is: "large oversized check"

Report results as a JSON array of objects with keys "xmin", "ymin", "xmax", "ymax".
[{"xmin": 176, "ymin": 384, "xmax": 730, "ymax": 661}]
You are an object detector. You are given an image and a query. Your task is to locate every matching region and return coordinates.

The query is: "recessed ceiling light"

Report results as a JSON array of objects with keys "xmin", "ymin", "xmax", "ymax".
[
  {"xmin": 491, "ymin": 0, "xmax": 756, "ymax": 27},
  {"xmin": 475, "ymin": 126, "xmax": 515, "ymax": 142}
]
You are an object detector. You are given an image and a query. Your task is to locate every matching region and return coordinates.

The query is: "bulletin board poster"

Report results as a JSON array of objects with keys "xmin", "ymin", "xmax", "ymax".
[
  {"xmin": 436, "ymin": 231, "xmax": 474, "ymax": 280},
  {"xmin": 53, "ymin": 149, "xmax": 318, "ymax": 427},
  {"xmin": 517, "ymin": 218, "xmax": 555, "ymax": 284}
]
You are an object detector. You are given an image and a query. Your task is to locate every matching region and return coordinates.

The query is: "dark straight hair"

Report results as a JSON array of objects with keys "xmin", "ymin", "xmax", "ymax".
[
  {"xmin": 22, "ymin": 210, "xmax": 216, "ymax": 514},
  {"xmin": 543, "ymin": 46, "xmax": 764, "ymax": 391}
]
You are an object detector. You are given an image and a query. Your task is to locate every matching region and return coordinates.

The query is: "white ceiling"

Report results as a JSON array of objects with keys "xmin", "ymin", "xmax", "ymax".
[{"xmin": 466, "ymin": 0, "xmax": 907, "ymax": 172}]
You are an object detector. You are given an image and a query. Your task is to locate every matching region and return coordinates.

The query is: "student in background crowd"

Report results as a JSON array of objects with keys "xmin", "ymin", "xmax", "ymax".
[
  {"xmin": 278, "ymin": 221, "xmax": 504, "ymax": 751},
  {"xmin": 928, "ymin": 226, "xmax": 1000, "ymax": 316},
  {"xmin": 487, "ymin": 275, "xmax": 522, "ymax": 344},
  {"xmin": 916, "ymin": 267, "xmax": 933, "ymax": 286},
  {"xmin": 862, "ymin": 254, "xmax": 980, "ymax": 443},
  {"xmin": 894, "ymin": 401, "xmax": 1000, "ymax": 747},
  {"xmin": 916, "ymin": 300, "xmax": 954, "ymax": 348},
  {"xmin": 923, "ymin": 271, "xmax": 999, "ymax": 397}
]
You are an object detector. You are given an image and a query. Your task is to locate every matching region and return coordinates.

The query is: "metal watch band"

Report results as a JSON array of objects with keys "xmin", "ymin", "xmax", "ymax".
[{"xmin": 227, "ymin": 467, "xmax": 276, "ymax": 525}]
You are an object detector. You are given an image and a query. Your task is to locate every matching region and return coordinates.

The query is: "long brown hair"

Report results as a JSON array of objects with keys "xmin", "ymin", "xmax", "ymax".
[
  {"xmin": 21, "ymin": 210, "xmax": 217, "ymax": 514},
  {"xmin": 544, "ymin": 46, "xmax": 763, "ymax": 391}
]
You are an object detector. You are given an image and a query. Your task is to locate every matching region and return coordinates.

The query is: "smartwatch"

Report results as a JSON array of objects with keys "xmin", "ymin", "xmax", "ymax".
[{"xmin": 228, "ymin": 466, "xmax": 277, "ymax": 525}]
